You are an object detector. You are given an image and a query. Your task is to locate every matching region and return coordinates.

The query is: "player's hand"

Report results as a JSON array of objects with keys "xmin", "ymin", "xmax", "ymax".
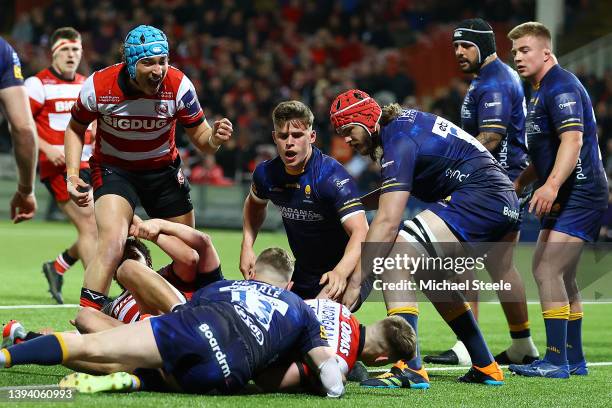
[
  {"xmin": 318, "ymin": 270, "xmax": 348, "ymax": 301},
  {"xmin": 132, "ymin": 219, "xmax": 162, "ymax": 241},
  {"xmin": 529, "ymin": 182, "xmax": 558, "ymax": 217},
  {"xmin": 67, "ymin": 175, "xmax": 91, "ymax": 207},
  {"xmin": 239, "ymin": 245, "xmax": 257, "ymax": 279},
  {"xmin": 45, "ymin": 146, "xmax": 65, "ymax": 167},
  {"xmin": 211, "ymin": 118, "xmax": 233, "ymax": 147},
  {"xmin": 10, "ymin": 190, "xmax": 37, "ymax": 223}
]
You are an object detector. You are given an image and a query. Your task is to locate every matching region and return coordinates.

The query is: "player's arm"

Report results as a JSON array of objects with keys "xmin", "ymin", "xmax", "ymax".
[
  {"xmin": 343, "ymin": 190, "xmax": 410, "ymax": 308},
  {"xmin": 318, "ymin": 212, "xmax": 368, "ymax": 301},
  {"xmin": 0, "ymin": 85, "xmax": 38, "ymax": 222},
  {"xmin": 513, "ymin": 162, "xmax": 537, "ymax": 194},
  {"xmin": 303, "ymin": 346, "xmax": 345, "ymax": 398},
  {"xmin": 65, "ymin": 118, "xmax": 91, "ymax": 206},
  {"xmin": 240, "ymin": 190, "xmax": 268, "ymax": 278},
  {"xmin": 529, "ymin": 130, "xmax": 582, "ymax": 216},
  {"xmin": 475, "ymin": 131, "xmax": 503, "ymax": 151},
  {"xmin": 184, "ymin": 118, "xmax": 232, "ymax": 154}
]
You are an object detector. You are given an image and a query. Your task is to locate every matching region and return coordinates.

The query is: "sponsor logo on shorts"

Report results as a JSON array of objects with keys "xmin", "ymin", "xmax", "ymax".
[
  {"xmin": 198, "ymin": 323, "xmax": 231, "ymax": 378},
  {"xmin": 177, "ymin": 168, "xmax": 185, "ymax": 185},
  {"xmin": 503, "ymin": 206, "xmax": 519, "ymax": 220}
]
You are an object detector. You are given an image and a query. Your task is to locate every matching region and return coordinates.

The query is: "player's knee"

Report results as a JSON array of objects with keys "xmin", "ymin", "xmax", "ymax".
[{"xmin": 116, "ymin": 259, "xmax": 145, "ymax": 284}]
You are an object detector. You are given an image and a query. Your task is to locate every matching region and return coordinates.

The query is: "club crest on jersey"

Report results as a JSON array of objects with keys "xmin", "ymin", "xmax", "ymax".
[
  {"xmin": 177, "ymin": 168, "xmax": 185, "ymax": 185},
  {"xmin": 155, "ymin": 102, "xmax": 169, "ymax": 115},
  {"xmin": 304, "ymin": 184, "xmax": 311, "ymax": 198}
]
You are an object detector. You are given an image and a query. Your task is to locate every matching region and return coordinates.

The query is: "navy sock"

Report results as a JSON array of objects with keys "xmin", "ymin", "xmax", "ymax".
[
  {"xmin": 542, "ymin": 306, "xmax": 569, "ymax": 366},
  {"xmin": 447, "ymin": 309, "xmax": 493, "ymax": 367},
  {"xmin": 567, "ymin": 312, "xmax": 584, "ymax": 364},
  {"xmin": 4, "ymin": 334, "xmax": 65, "ymax": 366}
]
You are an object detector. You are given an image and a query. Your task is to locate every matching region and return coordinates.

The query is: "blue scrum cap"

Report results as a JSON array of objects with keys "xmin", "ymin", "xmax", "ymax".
[{"xmin": 123, "ymin": 25, "xmax": 168, "ymax": 79}]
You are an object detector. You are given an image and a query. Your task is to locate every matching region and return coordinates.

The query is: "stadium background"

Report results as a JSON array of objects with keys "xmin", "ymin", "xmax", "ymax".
[{"xmin": 0, "ymin": 1, "xmax": 611, "ymax": 405}]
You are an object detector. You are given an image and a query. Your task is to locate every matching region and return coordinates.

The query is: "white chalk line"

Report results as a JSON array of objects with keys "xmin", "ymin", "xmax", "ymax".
[{"xmin": 368, "ymin": 361, "xmax": 612, "ymax": 373}]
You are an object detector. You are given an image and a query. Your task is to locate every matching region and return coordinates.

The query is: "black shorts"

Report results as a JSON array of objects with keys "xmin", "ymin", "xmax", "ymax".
[{"xmin": 90, "ymin": 157, "xmax": 192, "ymax": 218}]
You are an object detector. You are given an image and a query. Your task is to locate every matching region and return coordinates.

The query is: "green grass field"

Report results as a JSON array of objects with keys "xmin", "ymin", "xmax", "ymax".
[{"xmin": 0, "ymin": 221, "xmax": 611, "ymax": 407}]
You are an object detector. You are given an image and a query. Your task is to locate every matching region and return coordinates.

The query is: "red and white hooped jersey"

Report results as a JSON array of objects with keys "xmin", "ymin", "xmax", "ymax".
[
  {"xmin": 305, "ymin": 299, "xmax": 362, "ymax": 374},
  {"xmin": 25, "ymin": 68, "xmax": 93, "ymax": 180},
  {"xmin": 71, "ymin": 62, "xmax": 205, "ymax": 171},
  {"xmin": 107, "ymin": 290, "xmax": 141, "ymax": 324}
]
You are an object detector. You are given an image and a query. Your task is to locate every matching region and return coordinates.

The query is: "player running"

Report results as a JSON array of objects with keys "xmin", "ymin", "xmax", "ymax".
[
  {"xmin": 0, "ymin": 278, "xmax": 345, "ymax": 397},
  {"xmin": 24, "ymin": 27, "xmax": 97, "ymax": 304},
  {"xmin": 425, "ymin": 18, "xmax": 538, "ymax": 366},
  {"xmin": 507, "ymin": 22, "xmax": 608, "ymax": 379},
  {"xmin": 0, "ymin": 37, "xmax": 38, "ymax": 223},
  {"xmin": 330, "ymin": 89, "xmax": 518, "ymax": 387},
  {"xmin": 241, "ymin": 100, "xmax": 368, "ymax": 303},
  {"xmin": 64, "ymin": 25, "xmax": 233, "ymax": 310}
]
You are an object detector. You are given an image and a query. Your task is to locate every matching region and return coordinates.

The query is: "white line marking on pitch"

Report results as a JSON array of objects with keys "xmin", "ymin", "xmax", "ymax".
[
  {"xmin": 0, "ymin": 304, "xmax": 79, "ymax": 310},
  {"xmin": 368, "ymin": 361, "xmax": 612, "ymax": 373}
]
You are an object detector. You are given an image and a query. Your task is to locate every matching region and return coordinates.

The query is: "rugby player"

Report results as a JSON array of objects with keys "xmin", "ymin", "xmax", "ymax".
[
  {"xmin": 0, "ymin": 37, "xmax": 37, "ymax": 223},
  {"xmin": 63, "ymin": 25, "xmax": 233, "ymax": 310},
  {"xmin": 425, "ymin": 18, "xmax": 538, "ymax": 366},
  {"xmin": 0, "ymin": 280, "xmax": 345, "ymax": 397},
  {"xmin": 330, "ymin": 89, "xmax": 517, "ymax": 387},
  {"xmin": 24, "ymin": 27, "xmax": 97, "ymax": 304},
  {"xmin": 507, "ymin": 22, "xmax": 608, "ymax": 379},
  {"xmin": 241, "ymin": 100, "xmax": 369, "ymax": 303}
]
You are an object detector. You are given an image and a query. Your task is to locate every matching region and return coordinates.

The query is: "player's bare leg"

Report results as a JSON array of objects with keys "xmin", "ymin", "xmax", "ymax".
[
  {"xmin": 73, "ymin": 307, "xmax": 123, "ymax": 334},
  {"xmin": 509, "ymin": 229, "xmax": 583, "ymax": 378},
  {"xmin": 116, "ymin": 260, "xmax": 185, "ymax": 315},
  {"xmin": 484, "ymin": 231, "xmax": 538, "ymax": 364},
  {"xmin": 59, "ymin": 197, "xmax": 97, "ymax": 266},
  {"xmin": 81, "ymin": 195, "xmax": 133, "ymax": 309},
  {"xmin": 165, "ymin": 209, "xmax": 195, "ymax": 228}
]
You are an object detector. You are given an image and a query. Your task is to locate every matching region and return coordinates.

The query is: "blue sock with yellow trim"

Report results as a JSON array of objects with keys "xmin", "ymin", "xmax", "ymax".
[
  {"xmin": 542, "ymin": 305, "xmax": 569, "ymax": 366},
  {"xmin": 388, "ymin": 307, "xmax": 421, "ymax": 370},
  {"xmin": 446, "ymin": 305, "xmax": 493, "ymax": 367},
  {"xmin": 1, "ymin": 334, "xmax": 66, "ymax": 367},
  {"xmin": 567, "ymin": 312, "xmax": 584, "ymax": 363}
]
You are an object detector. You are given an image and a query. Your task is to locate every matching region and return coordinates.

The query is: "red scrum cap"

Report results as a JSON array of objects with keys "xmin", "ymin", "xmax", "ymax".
[{"xmin": 330, "ymin": 89, "xmax": 382, "ymax": 136}]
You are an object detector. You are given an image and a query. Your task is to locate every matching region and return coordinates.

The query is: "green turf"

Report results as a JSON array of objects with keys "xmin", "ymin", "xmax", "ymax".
[{"xmin": 0, "ymin": 221, "xmax": 611, "ymax": 407}]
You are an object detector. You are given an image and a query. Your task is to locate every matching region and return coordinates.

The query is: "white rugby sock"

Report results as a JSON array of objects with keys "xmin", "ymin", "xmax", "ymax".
[
  {"xmin": 506, "ymin": 337, "xmax": 539, "ymax": 361},
  {"xmin": 451, "ymin": 340, "xmax": 472, "ymax": 365}
]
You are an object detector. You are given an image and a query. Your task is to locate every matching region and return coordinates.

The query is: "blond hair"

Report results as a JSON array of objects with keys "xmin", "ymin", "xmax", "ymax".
[
  {"xmin": 377, "ymin": 316, "xmax": 417, "ymax": 361},
  {"xmin": 380, "ymin": 103, "xmax": 403, "ymax": 127},
  {"xmin": 508, "ymin": 22, "xmax": 552, "ymax": 48},
  {"xmin": 272, "ymin": 100, "xmax": 314, "ymax": 129},
  {"xmin": 255, "ymin": 247, "xmax": 294, "ymax": 282}
]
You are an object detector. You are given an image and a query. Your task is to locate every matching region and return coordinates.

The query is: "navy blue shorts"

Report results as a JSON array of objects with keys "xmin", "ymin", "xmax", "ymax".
[
  {"xmin": 541, "ymin": 205, "xmax": 605, "ymax": 242},
  {"xmin": 150, "ymin": 303, "xmax": 253, "ymax": 394},
  {"xmin": 428, "ymin": 188, "xmax": 520, "ymax": 242}
]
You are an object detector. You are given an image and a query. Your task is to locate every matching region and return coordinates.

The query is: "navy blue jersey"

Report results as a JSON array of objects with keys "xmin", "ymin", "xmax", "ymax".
[
  {"xmin": 525, "ymin": 64, "xmax": 608, "ymax": 209},
  {"xmin": 460, "ymin": 58, "xmax": 529, "ymax": 181},
  {"xmin": 152, "ymin": 280, "xmax": 327, "ymax": 393},
  {"xmin": 251, "ymin": 147, "xmax": 364, "ymax": 290},
  {"xmin": 380, "ymin": 109, "xmax": 515, "ymax": 201},
  {"xmin": 0, "ymin": 37, "xmax": 23, "ymax": 89}
]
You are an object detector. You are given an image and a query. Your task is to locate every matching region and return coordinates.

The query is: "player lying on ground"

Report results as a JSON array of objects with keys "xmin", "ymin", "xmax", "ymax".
[
  {"xmin": 0, "ymin": 279, "xmax": 345, "ymax": 396},
  {"xmin": 71, "ymin": 246, "xmax": 417, "ymax": 392}
]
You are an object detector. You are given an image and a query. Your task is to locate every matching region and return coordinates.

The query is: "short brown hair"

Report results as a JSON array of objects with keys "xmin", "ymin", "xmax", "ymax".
[
  {"xmin": 378, "ymin": 316, "xmax": 416, "ymax": 361},
  {"xmin": 272, "ymin": 100, "xmax": 314, "ymax": 129},
  {"xmin": 507, "ymin": 22, "xmax": 552, "ymax": 46},
  {"xmin": 255, "ymin": 247, "xmax": 294, "ymax": 279},
  {"xmin": 121, "ymin": 237, "xmax": 152, "ymax": 269},
  {"xmin": 50, "ymin": 27, "xmax": 81, "ymax": 46}
]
